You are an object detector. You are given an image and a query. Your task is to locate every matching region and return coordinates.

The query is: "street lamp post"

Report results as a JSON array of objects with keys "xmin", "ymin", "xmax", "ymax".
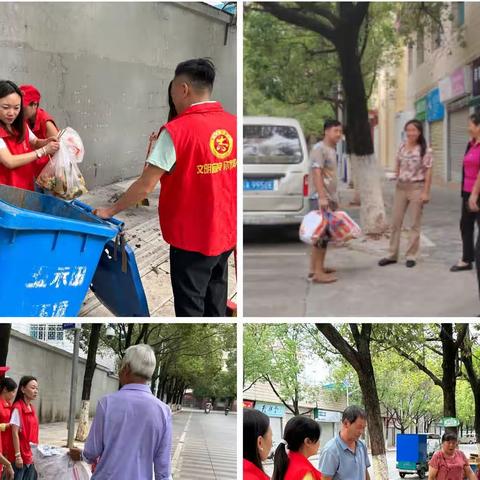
[{"xmin": 67, "ymin": 325, "xmax": 80, "ymax": 448}]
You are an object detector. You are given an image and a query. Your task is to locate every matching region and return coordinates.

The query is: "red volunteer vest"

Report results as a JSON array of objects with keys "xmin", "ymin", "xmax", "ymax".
[
  {"xmin": 0, "ymin": 123, "xmax": 35, "ymax": 190},
  {"xmin": 11, "ymin": 400, "xmax": 39, "ymax": 465},
  {"xmin": 285, "ymin": 451, "xmax": 322, "ymax": 480},
  {"xmin": 30, "ymin": 108, "xmax": 57, "ymax": 176},
  {"xmin": 159, "ymin": 102, "xmax": 237, "ymax": 256},
  {"xmin": 0, "ymin": 399, "xmax": 13, "ymax": 468},
  {"xmin": 243, "ymin": 459, "xmax": 270, "ymax": 480}
]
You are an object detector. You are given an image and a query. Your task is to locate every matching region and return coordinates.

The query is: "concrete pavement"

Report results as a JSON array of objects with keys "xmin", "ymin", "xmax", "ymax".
[
  {"xmin": 38, "ymin": 408, "xmax": 236, "ymax": 479},
  {"xmin": 244, "ymin": 181, "xmax": 479, "ymax": 317}
]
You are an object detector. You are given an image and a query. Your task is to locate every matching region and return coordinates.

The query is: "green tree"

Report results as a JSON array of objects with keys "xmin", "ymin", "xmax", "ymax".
[
  {"xmin": 377, "ymin": 324, "xmax": 469, "ymax": 433},
  {"xmin": 314, "ymin": 323, "xmax": 389, "ymax": 479},
  {"xmin": 244, "ymin": 324, "xmax": 317, "ymax": 415}
]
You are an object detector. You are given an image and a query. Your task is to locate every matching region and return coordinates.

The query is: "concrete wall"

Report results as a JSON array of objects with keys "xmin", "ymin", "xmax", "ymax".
[
  {"xmin": 6, "ymin": 330, "xmax": 118, "ymax": 423},
  {"xmin": 0, "ymin": 2, "xmax": 237, "ymax": 187}
]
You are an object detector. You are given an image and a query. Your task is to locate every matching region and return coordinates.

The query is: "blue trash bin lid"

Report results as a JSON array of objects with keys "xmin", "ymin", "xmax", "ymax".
[{"xmin": 90, "ymin": 239, "xmax": 150, "ymax": 317}]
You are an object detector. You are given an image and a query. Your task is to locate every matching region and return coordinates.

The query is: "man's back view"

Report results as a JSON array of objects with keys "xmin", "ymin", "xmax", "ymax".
[{"xmin": 71, "ymin": 345, "xmax": 172, "ymax": 480}]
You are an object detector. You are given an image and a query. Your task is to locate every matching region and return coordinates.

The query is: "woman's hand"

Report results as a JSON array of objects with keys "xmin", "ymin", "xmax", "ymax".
[
  {"xmin": 44, "ymin": 141, "xmax": 60, "ymax": 156},
  {"xmin": 14, "ymin": 456, "xmax": 23, "ymax": 469},
  {"xmin": 45, "ymin": 135, "xmax": 59, "ymax": 144},
  {"xmin": 421, "ymin": 191, "xmax": 430, "ymax": 204},
  {"xmin": 469, "ymin": 193, "xmax": 480, "ymax": 212}
]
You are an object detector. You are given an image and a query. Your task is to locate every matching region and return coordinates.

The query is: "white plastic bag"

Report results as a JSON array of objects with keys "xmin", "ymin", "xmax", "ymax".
[
  {"xmin": 299, "ymin": 210, "xmax": 328, "ymax": 245},
  {"xmin": 37, "ymin": 127, "xmax": 88, "ymax": 200},
  {"xmin": 32, "ymin": 444, "xmax": 92, "ymax": 480}
]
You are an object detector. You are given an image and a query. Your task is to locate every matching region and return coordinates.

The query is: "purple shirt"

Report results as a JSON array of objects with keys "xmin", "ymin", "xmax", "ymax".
[{"xmin": 83, "ymin": 383, "xmax": 172, "ymax": 480}]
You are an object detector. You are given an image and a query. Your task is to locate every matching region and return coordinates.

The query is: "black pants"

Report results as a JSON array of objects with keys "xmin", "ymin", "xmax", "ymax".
[
  {"xmin": 460, "ymin": 192, "xmax": 480, "ymax": 263},
  {"xmin": 170, "ymin": 246, "xmax": 233, "ymax": 317},
  {"xmin": 460, "ymin": 192, "xmax": 480, "ymax": 299}
]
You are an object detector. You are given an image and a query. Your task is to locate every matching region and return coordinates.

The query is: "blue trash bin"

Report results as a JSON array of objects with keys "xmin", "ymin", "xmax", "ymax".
[{"xmin": 0, "ymin": 185, "xmax": 121, "ymax": 317}]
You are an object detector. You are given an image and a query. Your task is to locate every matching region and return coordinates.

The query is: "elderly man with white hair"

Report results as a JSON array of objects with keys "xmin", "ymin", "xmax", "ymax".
[{"xmin": 69, "ymin": 344, "xmax": 172, "ymax": 479}]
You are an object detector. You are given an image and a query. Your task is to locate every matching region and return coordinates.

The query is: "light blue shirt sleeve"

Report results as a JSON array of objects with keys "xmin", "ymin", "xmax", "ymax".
[
  {"xmin": 318, "ymin": 444, "xmax": 339, "ymax": 477},
  {"xmin": 154, "ymin": 408, "xmax": 173, "ymax": 480},
  {"xmin": 83, "ymin": 400, "xmax": 105, "ymax": 463},
  {"xmin": 147, "ymin": 129, "xmax": 176, "ymax": 172}
]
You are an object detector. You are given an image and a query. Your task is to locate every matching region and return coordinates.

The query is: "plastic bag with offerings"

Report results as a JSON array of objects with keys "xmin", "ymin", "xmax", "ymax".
[{"xmin": 37, "ymin": 127, "xmax": 88, "ymax": 200}]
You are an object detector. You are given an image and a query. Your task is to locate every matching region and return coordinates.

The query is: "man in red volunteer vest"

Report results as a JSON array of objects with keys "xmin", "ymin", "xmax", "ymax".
[
  {"xmin": 19, "ymin": 84, "xmax": 59, "ymax": 177},
  {"xmin": 95, "ymin": 58, "xmax": 237, "ymax": 316}
]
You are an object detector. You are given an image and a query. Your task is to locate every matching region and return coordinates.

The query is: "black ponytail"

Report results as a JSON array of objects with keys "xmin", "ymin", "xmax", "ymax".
[
  {"xmin": 405, "ymin": 119, "xmax": 427, "ymax": 158},
  {"xmin": 14, "ymin": 376, "xmax": 36, "ymax": 403},
  {"xmin": 272, "ymin": 416, "xmax": 321, "ymax": 480},
  {"xmin": 243, "ymin": 408, "xmax": 270, "ymax": 472},
  {"xmin": 0, "ymin": 377, "xmax": 17, "ymax": 394}
]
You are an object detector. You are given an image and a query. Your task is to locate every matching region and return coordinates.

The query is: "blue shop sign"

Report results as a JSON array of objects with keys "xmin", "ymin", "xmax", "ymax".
[
  {"xmin": 255, "ymin": 402, "xmax": 285, "ymax": 418},
  {"xmin": 427, "ymin": 88, "xmax": 444, "ymax": 122}
]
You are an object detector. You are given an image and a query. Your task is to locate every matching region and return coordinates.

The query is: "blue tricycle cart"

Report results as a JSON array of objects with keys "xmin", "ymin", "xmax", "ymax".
[{"xmin": 397, "ymin": 434, "xmax": 430, "ymax": 479}]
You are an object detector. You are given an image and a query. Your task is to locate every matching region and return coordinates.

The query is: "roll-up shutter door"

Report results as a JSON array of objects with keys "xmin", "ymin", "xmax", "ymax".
[{"xmin": 448, "ymin": 108, "xmax": 469, "ymax": 182}]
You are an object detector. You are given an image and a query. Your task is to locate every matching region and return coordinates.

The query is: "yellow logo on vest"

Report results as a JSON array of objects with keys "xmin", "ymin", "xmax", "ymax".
[{"xmin": 210, "ymin": 129, "xmax": 233, "ymax": 160}]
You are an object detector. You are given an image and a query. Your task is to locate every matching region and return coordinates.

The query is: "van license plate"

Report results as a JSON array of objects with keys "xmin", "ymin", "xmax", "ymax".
[{"xmin": 244, "ymin": 179, "xmax": 276, "ymax": 191}]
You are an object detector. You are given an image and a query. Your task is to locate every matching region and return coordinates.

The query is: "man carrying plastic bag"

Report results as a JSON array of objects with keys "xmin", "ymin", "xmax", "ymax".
[
  {"xmin": 308, "ymin": 119, "xmax": 344, "ymax": 284},
  {"xmin": 32, "ymin": 444, "xmax": 91, "ymax": 480},
  {"xmin": 36, "ymin": 127, "xmax": 88, "ymax": 200}
]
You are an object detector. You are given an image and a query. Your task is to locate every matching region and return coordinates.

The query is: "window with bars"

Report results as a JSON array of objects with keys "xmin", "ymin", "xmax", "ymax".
[
  {"xmin": 456, "ymin": 2, "xmax": 465, "ymax": 27},
  {"xmin": 408, "ymin": 42, "xmax": 414, "ymax": 75},
  {"xmin": 417, "ymin": 30, "xmax": 425, "ymax": 66},
  {"xmin": 30, "ymin": 324, "xmax": 64, "ymax": 342},
  {"xmin": 431, "ymin": 23, "xmax": 442, "ymax": 50}
]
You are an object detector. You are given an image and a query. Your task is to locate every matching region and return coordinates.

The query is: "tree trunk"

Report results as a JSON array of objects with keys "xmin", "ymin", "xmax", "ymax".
[
  {"xmin": 75, "ymin": 324, "xmax": 101, "ymax": 441},
  {"xmin": 336, "ymin": 36, "xmax": 386, "ymax": 234},
  {"xmin": 0, "ymin": 324, "xmax": 11, "ymax": 366},
  {"xmin": 460, "ymin": 326, "xmax": 480, "ymax": 449},
  {"xmin": 440, "ymin": 325, "xmax": 459, "ymax": 433},
  {"xmin": 316, "ymin": 324, "xmax": 389, "ymax": 480}
]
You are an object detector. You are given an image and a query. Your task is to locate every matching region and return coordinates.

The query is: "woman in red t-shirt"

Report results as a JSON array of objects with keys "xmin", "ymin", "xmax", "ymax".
[
  {"xmin": 243, "ymin": 409, "xmax": 272, "ymax": 480},
  {"xmin": 428, "ymin": 432, "xmax": 477, "ymax": 480},
  {"xmin": 272, "ymin": 416, "xmax": 322, "ymax": 480},
  {"xmin": 10, "ymin": 376, "xmax": 39, "ymax": 480},
  {"xmin": 0, "ymin": 80, "xmax": 59, "ymax": 191},
  {"xmin": 0, "ymin": 376, "xmax": 16, "ymax": 480}
]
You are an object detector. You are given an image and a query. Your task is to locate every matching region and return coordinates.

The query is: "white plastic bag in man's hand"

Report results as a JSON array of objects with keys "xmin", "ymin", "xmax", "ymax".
[
  {"xmin": 37, "ymin": 127, "xmax": 88, "ymax": 200},
  {"xmin": 32, "ymin": 444, "xmax": 91, "ymax": 480},
  {"xmin": 299, "ymin": 210, "xmax": 328, "ymax": 245}
]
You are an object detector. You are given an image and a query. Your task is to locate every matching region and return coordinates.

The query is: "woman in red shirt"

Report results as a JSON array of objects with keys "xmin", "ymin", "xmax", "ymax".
[
  {"xmin": 272, "ymin": 416, "xmax": 322, "ymax": 480},
  {"xmin": 10, "ymin": 376, "xmax": 39, "ymax": 480},
  {"xmin": 0, "ymin": 80, "xmax": 59, "ymax": 191},
  {"xmin": 243, "ymin": 409, "xmax": 272, "ymax": 480},
  {"xmin": 19, "ymin": 84, "xmax": 59, "ymax": 178},
  {"xmin": 428, "ymin": 432, "xmax": 476, "ymax": 480},
  {"xmin": 0, "ymin": 375, "xmax": 16, "ymax": 480}
]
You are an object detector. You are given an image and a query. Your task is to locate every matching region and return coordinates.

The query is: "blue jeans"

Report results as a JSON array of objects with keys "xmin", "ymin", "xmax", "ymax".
[{"xmin": 13, "ymin": 464, "xmax": 37, "ymax": 480}]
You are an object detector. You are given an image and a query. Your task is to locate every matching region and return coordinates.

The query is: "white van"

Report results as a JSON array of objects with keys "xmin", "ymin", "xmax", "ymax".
[{"xmin": 243, "ymin": 116, "xmax": 310, "ymax": 225}]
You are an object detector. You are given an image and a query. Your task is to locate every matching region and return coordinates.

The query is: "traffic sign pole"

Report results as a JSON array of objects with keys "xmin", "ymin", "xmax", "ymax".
[{"xmin": 67, "ymin": 326, "xmax": 80, "ymax": 448}]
